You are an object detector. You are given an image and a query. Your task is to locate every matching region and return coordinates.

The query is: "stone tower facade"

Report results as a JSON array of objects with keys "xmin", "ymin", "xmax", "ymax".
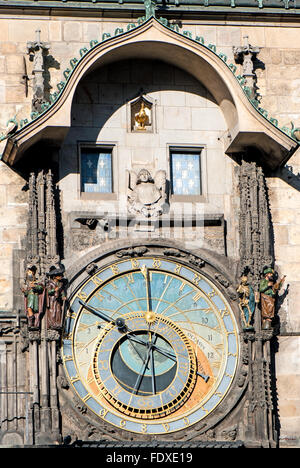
[{"xmin": 0, "ymin": 0, "xmax": 300, "ymax": 448}]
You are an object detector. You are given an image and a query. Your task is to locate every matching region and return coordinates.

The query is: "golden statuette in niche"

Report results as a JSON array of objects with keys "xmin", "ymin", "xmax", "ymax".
[{"xmin": 135, "ymin": 101, "xmax": 148, "ymax": 130}]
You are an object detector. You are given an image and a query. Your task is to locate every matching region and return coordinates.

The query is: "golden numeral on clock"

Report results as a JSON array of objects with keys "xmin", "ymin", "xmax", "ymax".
[
  {"xmin": 192, "ymin": 274, "xmax": 201, "ymax": 285},
  {"xmin": 99, "ymin": 409, "xmax": 108, "ymax": 419},
  {"xmin": 220, "ymin": 308, "xmax": 229, "ymax": 317},
  {"xmin": 193, "ymin": 291, "xmax": 202, "ymax": 302},
  {"xmin": 98, "ymin": 360, "xmax": 109, "ymax": 370},
  {"xmin": 166, "ymin": 385, "xmax": 177, "ymax": 397},
  {"xmin": 179, "ymin": 362, "xmax": 189, "ymax": 377},
  {"xmin": 82, "ymin": 393, "xmax": 91, "ymax": 402},
  {"xmin": 111, "ymin": 264, "xmax": 120, "ymax": 275},
  {"xmin": 137, "ymin": 398, "xmax": 153, "ymax": 408},
  {"xmin": 163, "ymin": 423, "xmax": 170, "ymax": 432},
  {"xmin": 130, "ymin": 258, "xmax": 139, "ymax": 268},
  {"xmin": 94, "ymin": 291, "xmax": 105, "ymax": 302},
  {"xmin": 152, "ymin": 258, "xmax": 161, "ymax": 268},
  {"xmin": 77, "ymin": 291, "xmax": 88, "ymax": 301},
  {"xmin": 91, "ymin": 276, "xmax": 103, "ymax": 286},
  {"xmin": 126, "ymin": 273, "xmax": 134, "ymax": 284},
  {"xmin": 111, "ymin": 384, "xmax": 122, "ymax": 396},
  {"xmin": 141, "ymin": 424, "xmax": 147, "ymax": 433},
  {"xmin": 183, "ymin": 417, "xmax": 190, "ymax": 427}
]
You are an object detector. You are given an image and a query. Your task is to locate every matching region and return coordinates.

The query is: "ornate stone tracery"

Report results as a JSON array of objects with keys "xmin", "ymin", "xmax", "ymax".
[
  {"xmin": 237, "ymin": 156, "xmax": 278, "ymax": 448},
  {"xmin": 0, "ymin": 169, "xmax": 66, "ymax": 446},
  {"xmin": 239, "ymin": 158, "xmax": 273, "ymax": 288},
  {"xmin": 26, "ymin": 169, "xmax": 61, "ymax": 281}
]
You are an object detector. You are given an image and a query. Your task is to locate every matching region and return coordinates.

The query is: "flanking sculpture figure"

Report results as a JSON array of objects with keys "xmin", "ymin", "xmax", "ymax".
[
  {"xmin": 45, "ymin": 266, "xmax": 67, "ymax": 330},
  {"xmin": 237, "ymin": 274, "xmax": 256, "ymax": 330},
  {"xmin": 259, "ymin": 267, "xmax": 286, "ymax": 330},
  {"xmin": 21, "ymin": 266, "xmax": 45, "ymax": 329},
  {"xmin": 21, "ymin": 264, "xmax": 66, "ymax": 331},
  {"xmin": 237, "ymin": 266, "xmax": 286, "ymax": 332}
]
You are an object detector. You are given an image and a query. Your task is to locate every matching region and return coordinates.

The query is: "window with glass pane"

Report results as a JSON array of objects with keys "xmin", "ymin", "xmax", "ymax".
[
  {"xmin": 81, "ymin": 149, "xmax": 113, "ymax": 193},
  {"xmin": 170, "ymin": 151, "xmax": 201, "ymax": 195}
]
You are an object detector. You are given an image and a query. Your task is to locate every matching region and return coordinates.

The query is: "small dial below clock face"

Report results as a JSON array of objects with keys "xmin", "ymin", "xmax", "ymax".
[{"xmin": 62, "ymin": 256, "xmax": 239, "ymax": 435}]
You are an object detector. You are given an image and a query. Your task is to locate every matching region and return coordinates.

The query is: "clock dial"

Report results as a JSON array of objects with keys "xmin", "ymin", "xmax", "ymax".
[
  {"xmin": 93, "ymin": 312, "xmax": 197, "ymax": 419},
  {"xmin": 62, "ymin": 256, "xmax": 239, "ymax": 434}
]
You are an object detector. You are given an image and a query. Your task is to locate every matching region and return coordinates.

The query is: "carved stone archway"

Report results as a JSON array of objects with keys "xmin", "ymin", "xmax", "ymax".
[{"xmin": 1, "ymin": 17, "xmax": 298, "ymax": 169}]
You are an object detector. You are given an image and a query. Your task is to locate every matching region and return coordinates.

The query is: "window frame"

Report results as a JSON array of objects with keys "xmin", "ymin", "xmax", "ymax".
[
  {"xmin": 168, "ymin": 145, "xmax": 207, "ymax": 202},
  {"xmin": 78, "ymin": 142, "xmax": 118, "ymax": 200}
]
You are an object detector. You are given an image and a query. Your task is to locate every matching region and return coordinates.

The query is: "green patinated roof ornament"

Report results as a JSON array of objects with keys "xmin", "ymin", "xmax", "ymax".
[
  {"xmin": 144, "ymin": 0, "xmax": 156, "ymax": 19},
  {"xmin": 291, "ymin": 122, "xmax": 300, "ymax": 142}
]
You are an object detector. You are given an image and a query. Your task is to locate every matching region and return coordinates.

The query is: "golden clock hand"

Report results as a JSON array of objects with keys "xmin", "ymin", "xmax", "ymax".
[{"xmin": 141, "ymin": 265, "xmax": 156, "ymax": 324}]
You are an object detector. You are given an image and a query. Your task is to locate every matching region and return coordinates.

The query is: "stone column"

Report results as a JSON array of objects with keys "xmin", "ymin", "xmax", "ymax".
[{"xmin": 238, "ymin": 156, "xmax": 277, "ymax": 447}]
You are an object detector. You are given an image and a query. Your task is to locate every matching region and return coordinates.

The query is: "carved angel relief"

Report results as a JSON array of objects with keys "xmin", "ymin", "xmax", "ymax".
[{"xmin": 127, "ymin": 168, "xmax": 168, "ymax": 218}]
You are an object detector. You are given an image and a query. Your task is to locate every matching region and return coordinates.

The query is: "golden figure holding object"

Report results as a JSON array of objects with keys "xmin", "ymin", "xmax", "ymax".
[{"xmin": 135, "ymin": 101, "xmax": 148, "ymax": 130}]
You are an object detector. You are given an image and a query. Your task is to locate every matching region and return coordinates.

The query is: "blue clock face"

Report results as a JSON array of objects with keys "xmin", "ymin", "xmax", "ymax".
[{"xmin": 62, "ymin": 256, "xmax": 239, "ymax": 434}]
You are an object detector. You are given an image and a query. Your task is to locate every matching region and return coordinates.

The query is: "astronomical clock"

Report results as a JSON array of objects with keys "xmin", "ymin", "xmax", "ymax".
[{"xmin": 62, "ymin": 248, "xmax": 242, "ymax": 439}]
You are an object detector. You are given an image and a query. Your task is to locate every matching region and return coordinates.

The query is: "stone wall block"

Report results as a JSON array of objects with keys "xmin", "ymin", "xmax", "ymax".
[
  {"xmin": 283, "ymin": 50, "xmax": 300, "ymax": 65},
  {"xmin": 8, "ymin": 21, "xmax": 48, "ymax": 42},
  {"xmin": 271, "ymin": 208, "xmax": 300, "ymax": 225},
  {"xmin": 288, "ymin": 226, "xmax": 300, "ymax": 245},
  {"xmin": 0, "ymin": 162, "xmax": 25, "ymax": 185},
  {"xmin": 274, "ymin": 224, "xmax": 289, "ymax": 245},
  {"xmin": 0, "ymin": 42, "xmax": 17, "ymax": 55},
  {"xmin": 83, "ymin": 22, "xmax": 101, "ymax": 42},
  {"xmin": 163, "ymin": 106, "xmax": 191, "ymax": 130},
  {"xmin": 195, "ymin": 25, "xmax": 217, "ymax": 45},
  {"xmin": 276, "ymin": 245, "xmax": 300, "ymax": 263},
  {"xmin": 0, "ymin": 56, "xmax": 6, "ymax": 74},
  {"xmin": 63, "ymin": 22, "xmax": 83, "ymax": 42},
  {"xmin": 5, "ymin": 55, "xmax": 24, "ymax": 74},
  {"xmin": 270, "ymin": 48, "xmax": 283, "ymax": 65},
  {"xmin": 5, "ymin": 85, "xmax": 24, "ymax": 103},
  {"xmin": 265, "ymin": 28, "xmax": 300, "ymax": 48},
  {"xmin": 49, "ymin": 20, "xmax": 62, "ymax": 42},
  {"xmin": 270, "ymin": 65, "xmax": 300, "ymax": 81},
  {"xmin": 266, "ymin": 79, "xmax": 292, "ymax": 96}
]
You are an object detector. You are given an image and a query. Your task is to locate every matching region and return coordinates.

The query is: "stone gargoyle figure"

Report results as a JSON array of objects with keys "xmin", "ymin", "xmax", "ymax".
[{"xmin": 127, "ymin": 168, "xmax": 168, "ymax": 218}]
